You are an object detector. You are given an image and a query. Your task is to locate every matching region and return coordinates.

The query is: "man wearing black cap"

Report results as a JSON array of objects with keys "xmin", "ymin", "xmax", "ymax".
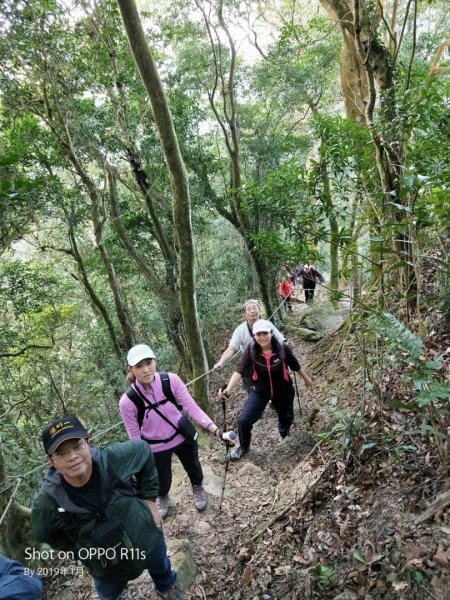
[{"xmin": 31, "ymin": 416, "xmax": 185, "ymax": 600}]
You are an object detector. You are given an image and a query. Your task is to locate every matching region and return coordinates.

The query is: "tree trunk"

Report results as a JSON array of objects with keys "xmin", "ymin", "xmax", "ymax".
[
  {"xmin": 194, "ymin": 0, "xmax": 278, "ymax": 320},
  {"xmin": 89, "ymin": 185, "xmax": 135, "ymax": 351},
  {"xmin": 117, "ymin": 0, "xmax": 209, "ymax": 408},
  {"xmin": 318, "ymin": 150, "xmax": 339, "ymax": 306},
  {"xmin": 320, "ymin": 0, "xmax": 416, "ymax": 309},
  {"xmin": 107, "ymin": 167, "xmax": 188, "ymax": 365},
  {"xmin": 67, "ymin": 217, "xmax": 123, "ymax": 359},
  {"xmin": 43, "ymin": 113, "xmax": 136, "ymax": 352}
]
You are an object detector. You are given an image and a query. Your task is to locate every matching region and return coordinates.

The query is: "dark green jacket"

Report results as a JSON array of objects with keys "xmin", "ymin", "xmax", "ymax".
[{"xmin": 31, "ymin": 440, "xmax": 163, "ymax": 581}]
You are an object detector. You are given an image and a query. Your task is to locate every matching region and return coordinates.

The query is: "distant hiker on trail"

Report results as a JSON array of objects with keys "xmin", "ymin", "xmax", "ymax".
[
  {"xmin": 120, "ymin": 344, "xmax": 236, "ymax": 519},
  {"xmin": 213, "ymin": 299, "xmax": 285, "ymax": 375},
  {"xmin": 297, "ymin": 264, "xmax": 325, "ymax": 302},
  {"xmin": 0, "ymin": 554, "xmax": 42, "ymax": 600},
  {"xmin": 31, "ymin": 415, "xmax": 185, "ymax": 600},
  {"xmin": 218, "ymin": 319, "xmax": 313, "ymax": 460},
  {"xmin": 277, "ymin": 276, "xmax": 294, "ymax": 312}
]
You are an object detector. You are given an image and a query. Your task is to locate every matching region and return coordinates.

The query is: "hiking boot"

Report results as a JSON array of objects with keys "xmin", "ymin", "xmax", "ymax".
[
  {"xmin": 192, "ymin": 484, "xmax": 208, "ymax": 511},
  {"xmin": 278, "ymin": 428, "xmax": 291, "ymax": 443},
  {"xmin": 230, "ymin": 445, "xmax": 248, "ymax": 460},
  {"xmin": 155, "ymin": 584, "xmax": 186, "ymax": 599},
  {"xmin": 157, "ymin": 494, "xmax": 170, "ymax": 519}
]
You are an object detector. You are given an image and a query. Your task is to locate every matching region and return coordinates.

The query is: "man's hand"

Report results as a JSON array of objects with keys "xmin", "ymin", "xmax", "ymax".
[
  {"xmin": 213, "ymin": 362, "xmax": 222, "ymax": 371},
  {"xmin": 144, "ymin": 499, "xmax": 162, "ymax": 529}
]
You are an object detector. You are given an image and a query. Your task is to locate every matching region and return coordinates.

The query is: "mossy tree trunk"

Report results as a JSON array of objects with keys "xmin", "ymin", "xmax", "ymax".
[{"xmin": 0, "ymin": 437, "xmax": 33, "ymax": 561}]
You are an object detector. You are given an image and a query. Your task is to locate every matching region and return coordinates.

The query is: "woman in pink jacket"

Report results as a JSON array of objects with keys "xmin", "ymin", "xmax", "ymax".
[{"xmin": 120, "ymin": 344, "xmax": 235, "ymax": 519}]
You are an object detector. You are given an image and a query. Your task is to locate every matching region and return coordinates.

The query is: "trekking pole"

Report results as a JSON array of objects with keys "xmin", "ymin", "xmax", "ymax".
[
  {"xmin": 293, "ymin": 371, "xmax": 302, "ymax": 415},
  {"xmin": 218, "ymin": 386, "xmax": 235, "ymax": 512}
]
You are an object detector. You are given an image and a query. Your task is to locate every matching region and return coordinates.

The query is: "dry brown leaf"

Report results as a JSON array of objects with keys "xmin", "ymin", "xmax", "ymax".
[
  {"xmin": 274, "ymin": 565, "xmax": 292, "ymax": 575},
  {"xmin": 393, "ymin": 581, "xmax": 408, "ymax": 591},
  {"xmin": 432, "ymin": 547, "xmax": 450, "ymax": 567},
  {"xmin": 376, "ymin": 578, "xmax": 387, "ymax": 592},
  {"xmin": 339, "ymin": 513, "xmax": 351, "ymax": 536},
  {"xmin": 241, "ymin": 566, "xmax": 254, "ymax": 587},
  {"xmin": 404, "ymin": 544, "xmax": 428, "ymax": 560},
  {"xmin": 401, "ymin": 558, "xmax": 424, "ymax": 572},
  {"xmin": 292, "ymin": 554, "xmax": 311, "ymax": 565}
]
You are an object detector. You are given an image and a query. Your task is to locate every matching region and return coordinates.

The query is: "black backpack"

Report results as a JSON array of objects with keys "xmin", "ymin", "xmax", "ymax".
[{"xmin": 126, "ymin": 372, "xmax": 180, "ymax": 430}]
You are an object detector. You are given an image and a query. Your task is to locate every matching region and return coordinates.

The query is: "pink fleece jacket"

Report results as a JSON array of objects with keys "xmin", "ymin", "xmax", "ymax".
[{"xmin": 119, "ymin": 372, "xmax": 214, "ymax": 453}]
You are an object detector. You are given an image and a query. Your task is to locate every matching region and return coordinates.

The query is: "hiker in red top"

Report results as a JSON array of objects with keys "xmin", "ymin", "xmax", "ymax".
[
  {"xmin": 218, "ymin": 319, "xmax": 313, "ymax": 460},
  {"xmin": 277, "ymin": 277, "xmax": 294, "ymax": 312}
]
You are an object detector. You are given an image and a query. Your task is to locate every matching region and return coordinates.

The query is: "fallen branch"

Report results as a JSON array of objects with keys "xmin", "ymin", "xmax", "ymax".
[{"xmin": 415, "ymin": 488, "xmax": 450, "ymax": 525}]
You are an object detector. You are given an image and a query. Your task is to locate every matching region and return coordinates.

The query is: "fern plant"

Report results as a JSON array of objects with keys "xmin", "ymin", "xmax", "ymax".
[
  {"xmin": 378, "ymin": 312, "xmax": 423, "ymax": 359},
  {"xmin": 310, "ymin": 564, "xmax": 335, "ymax": 588},
  {"xmin": 365, "ymin": 312, "xmax": 450, "ymax": 410}
]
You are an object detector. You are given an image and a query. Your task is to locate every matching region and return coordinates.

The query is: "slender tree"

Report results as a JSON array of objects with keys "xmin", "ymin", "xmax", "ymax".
[{"xmin": 116, "ymin": 0, "xmax": 209, "ymax": 406}]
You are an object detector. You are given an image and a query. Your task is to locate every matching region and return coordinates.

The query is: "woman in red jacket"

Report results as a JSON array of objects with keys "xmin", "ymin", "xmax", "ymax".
[
  {"xmin": 218, "ymin": 319, "xmax": 313, "ymax": 460},
  {"xmin": 277, "ymin": 277, "xmax": 294, "ymax": 312}
]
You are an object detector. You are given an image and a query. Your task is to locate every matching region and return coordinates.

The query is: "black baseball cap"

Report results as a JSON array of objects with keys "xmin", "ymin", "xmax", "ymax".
[{"xmin": 42, "ymin": 415, "xmax": 89, "ymax": 455}]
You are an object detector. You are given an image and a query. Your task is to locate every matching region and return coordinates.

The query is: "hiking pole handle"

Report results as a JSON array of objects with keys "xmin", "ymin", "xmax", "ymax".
[{"xmin": 222, "ymin": 430, "xmax": 237, "ymax": 443}]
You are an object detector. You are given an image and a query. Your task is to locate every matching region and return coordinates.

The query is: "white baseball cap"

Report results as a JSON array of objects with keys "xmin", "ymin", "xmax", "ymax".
[
  {"xmin": 252, "ymin": 319, "xmax": 273, "ymax": 335},
  {"xmin": 127, "ymin": 344, "xmax": 156, "ymax": 366}
]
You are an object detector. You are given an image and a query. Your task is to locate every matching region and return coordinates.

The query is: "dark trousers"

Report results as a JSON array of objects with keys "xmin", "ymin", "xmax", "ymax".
[
  {"xmin": 304, "ymin": 286, "xmax": 316, "ymax": 302},
  {"xmin": 238, "ymin": 387, "xmax": 295, "ymax": 451},
  {"xmin": 285, "ymin": 296, "xmax": 293, "ymax": 311},
  {"xmin": 94, "ymin": 532, "xmax": 176, "ymax": 599},
  {"xmin": 153, "ymin": 440, "xmax": 203, "ymax": 496}
]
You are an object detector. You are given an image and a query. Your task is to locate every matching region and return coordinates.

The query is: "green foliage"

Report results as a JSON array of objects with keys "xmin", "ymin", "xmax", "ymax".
[
  {"xmin": 0, "ymin": 0, "xmax": 449, "ymax": 570},
  {"xmin": 241, "ymin": 159, "xmax": 325, "ymax": 266},
  {"xmin": 352, "ymin": 548, "xmax": 369, "ymax": 564},
  {"xmin": 310, "ymin": 564, "xmax": 335, "ymax": 588},
  {"xmin": 378, "ymin": 312, "xmax": 423, "ymax": 359},
  {"xmin": 315, "ymin": 410, "xmax": 363, "ymax": 451},
  {"xmin": 366, "ymin": 312, "xmax": 450, "ymax": 410}
]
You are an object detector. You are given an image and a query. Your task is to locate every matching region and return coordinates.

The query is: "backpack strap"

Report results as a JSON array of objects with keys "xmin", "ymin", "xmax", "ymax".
[
  {"xmin": 126, "ymin": 385, "xmax": 146, "ymax": 430},
  {"xmin": 159, "ymin": 372, "xmax": 182, "ymax": 410}
]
